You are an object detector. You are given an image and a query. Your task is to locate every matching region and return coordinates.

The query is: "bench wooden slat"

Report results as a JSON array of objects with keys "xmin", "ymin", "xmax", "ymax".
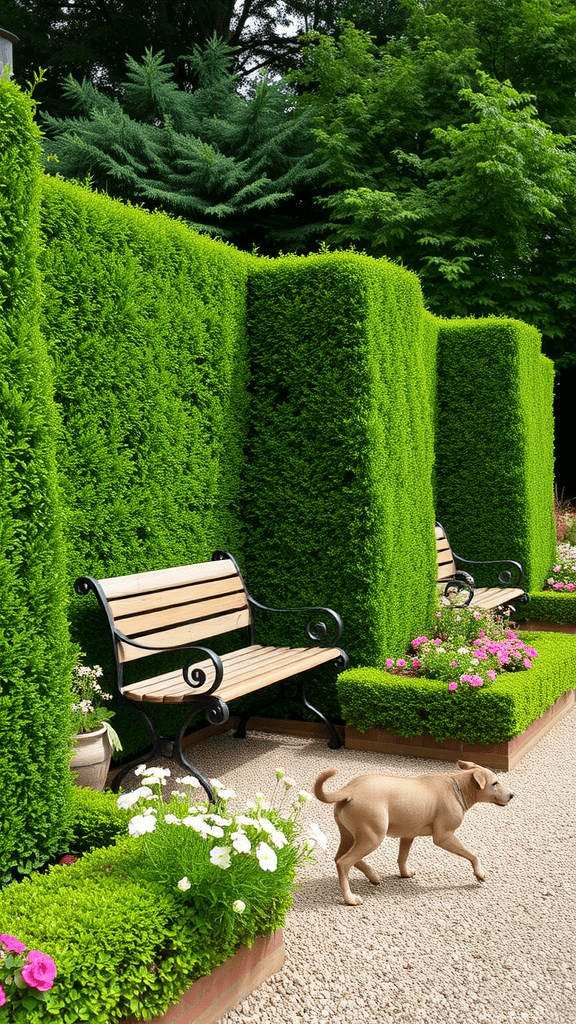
[
  {"xmin": 118, "ymin": 607, "xmax": 252, "ymax": 662},
  {"xmin": 114, "ymin": 591, "xmax": 250, "ymax": 638},
  {"xmin": 99, "ymin": 558, "xmax": 238, "ymax": 600},
  {"xmin": 469, "ymin": 587, "xmax": 525, "ymax": 610},
  {"xmin": 122, "ymin": 644, "xmax": 342, "ymax": 704},
  {"xmin": 109, "ymin": 576, "xmax": 246, "ymax": 618}
]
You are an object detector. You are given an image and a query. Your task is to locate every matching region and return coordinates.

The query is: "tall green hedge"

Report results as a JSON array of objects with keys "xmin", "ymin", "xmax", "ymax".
[
  {"xmin": 38, "ymin": 178, "xmax": 252, "ymax": 753},
  {"xmin": 435, "ymin": 319, "xmax": 555, "ymax": 591},
  {"xmin": 0, "ymin": 80, "xmax": 74, "ymax": 877},
  {"xmin": 241, "ymin": 253, "xmax": 439, "ymax": 667}
]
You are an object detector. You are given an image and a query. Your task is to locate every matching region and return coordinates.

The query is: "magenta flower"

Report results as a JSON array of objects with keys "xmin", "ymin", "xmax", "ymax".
[
  {"xmin": 554, "ymin": 566, "xmax": 561, "ymax": 573},
  {"xmin": 396, "ymin": 658, "xmax": 406, "ymax": 668},
  {"xmin": 487, "ymin": 670, "xmax": 497, "ymax": 681},
  {"xmin": 412, "ymin": 658, "xmax": 420, "ymax": 669},
  {"xmin": 522, "ymin": 658, "xmax": 532, "ymax": 669},
  {"xmin": 0, "ymin": 934, "xmax": 27, "ymax": 954},
  {"xmin": 411, "ymin": 636, "xmax": 428, "ymax": 649},
  {"xmin": 0, "ymin": 985, "xmax": 6, "ymax": 1008},
  {"xmin": 553, "ymin": 582, "xmax": 564, "ymax": 590},
  {"xmin": 385, "ymin": 658, "xmax": 394, "ymax": 668},
  {"xmin": 450, "ymin": 661, "xmax": 458, "ymax": 667},
  {"xmin": 448, "ymin": 681, "xmax": 458, "ymax": 691},
  {"xmin": 21, "ymin": 951, "xmax": 57, "ymax": 992},
  {"xmin": 567, "ymin": 584, "xmax": 575, "ymax": 591},
  {"xmin": 433, "ymin": 638, "xmax": 442, "ymax": 646}
]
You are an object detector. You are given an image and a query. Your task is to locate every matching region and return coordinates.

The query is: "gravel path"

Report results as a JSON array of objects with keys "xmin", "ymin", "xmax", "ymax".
[{"xmin": 129, "ymin": 707, "xmax": 576, "ymax": 1024}]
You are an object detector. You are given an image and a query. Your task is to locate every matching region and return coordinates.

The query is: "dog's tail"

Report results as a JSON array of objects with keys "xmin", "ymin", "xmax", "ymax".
[{"xmin": 314, "ymin": 769, "xmax": 352, "ymax": 804}]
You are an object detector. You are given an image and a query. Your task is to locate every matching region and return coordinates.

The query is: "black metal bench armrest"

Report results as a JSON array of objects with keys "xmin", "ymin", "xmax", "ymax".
[
  {"xmin": 247, "ymin": 595, "xmax": 343, "ymax": 646},
  {"xmin": 441, "ymin": 579, "xmax": 474, "ymax": 606},
  {"xmin": 453, "ymin": 554, "xmax": 524, "ymax": 588},
  {"xmin": 114, "ymin": 632, "xmax": 224, "ymax": 695}
]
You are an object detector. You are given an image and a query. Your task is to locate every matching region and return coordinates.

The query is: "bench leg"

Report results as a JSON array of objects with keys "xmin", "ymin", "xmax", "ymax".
[{"xmin": 299, "ymin": 679, "xmax": 343, "ymax": 749}]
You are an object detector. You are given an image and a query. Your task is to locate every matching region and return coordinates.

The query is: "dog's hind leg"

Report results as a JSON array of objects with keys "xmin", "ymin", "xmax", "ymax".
[
  {"xmin": 335, "ymin": 832, "xmax": 382, "ymax": 906},
  {"xmin": 397, "ymin": 837, "xmax": 416, "ymax": 878},
  {"xmin": 335, "ymin": 815, "xmax": 381, "ymax": 887}
]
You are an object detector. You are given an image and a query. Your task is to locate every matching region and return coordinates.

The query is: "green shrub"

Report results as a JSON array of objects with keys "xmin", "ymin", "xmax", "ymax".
[
  {"xmin": 69, "ymin": 787, "xmax": 132, "ymax": 852},
  {"xmin": 516, "ymin": 592, "xmax": 576, "ymax": 624},
  {"xmin": 435, "ymin": 319, "xmax": 556, "ymax": 592},
  {"xmin": 241, "ymin": 252, "xmax": 439, "ymax": 669},
  {"xmin": 337, "ymin": 631, "xmax": 576, "ymax": 742},
  {"xmin": 0, "ymin": 79, "xmax": 75, "ymax": 879}
]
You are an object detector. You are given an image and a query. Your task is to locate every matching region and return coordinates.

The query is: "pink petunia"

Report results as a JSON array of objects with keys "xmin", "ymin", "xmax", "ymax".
[
  {"xmin": 396, "ymin": 659, "xmax": 406, "ymax": 668},
  {"xmin": 448, "ymin": 681, "xmax": 458, "ymax": 691},
  {"xmin": 0, "ymin": 934, "xmax": 27, "ymax": 954},
  {"xmin": 412, "ymin": 658, "xmax": 420, "ymax": 669},
  {"xmin": 487, "ymin": 670, "xmax": 497, "ymax": 681},
  {"xmin": 522, "ymin": 658, "xmax": 532, "ymax": 669},
  {"xmin": 385, "ymin": 658, "xmax": 394, "ymax": 668},
  {"xmin": 553, "ymin": 582, "xmax": 564, "ymax": 590},
  {"xmin": 554, "ymin": 566, "xmax": 561, "ymax": 573},
  {"xmin": 450, "ymin": 661, "xmax": 458, "ymax": 667},
  {"xmin": 567, "ymin": 584, "xmax": 575, "ymax": 591}
]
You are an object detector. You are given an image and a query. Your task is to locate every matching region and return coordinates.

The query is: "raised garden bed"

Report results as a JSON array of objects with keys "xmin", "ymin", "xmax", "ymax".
[
  {"xmin": 337, "ymin": 631, "xmax": 576, "ymax": 770},
  {"xmin": 516, "ymin": 591, "xmax": 576, "ymax": 626},
  {"xmin": 120, "ymin": 931, "xmax": 284, "ymax": 1024}
]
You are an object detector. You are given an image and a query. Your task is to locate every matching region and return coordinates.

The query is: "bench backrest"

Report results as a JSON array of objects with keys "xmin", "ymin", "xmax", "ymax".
[
  {"xmin": 435, "ymin": 523, "xmax": 457, "ymax": 581},
  {"xmin": 96, "ymin": 557, "xmax": 252, "ymax": 664}
]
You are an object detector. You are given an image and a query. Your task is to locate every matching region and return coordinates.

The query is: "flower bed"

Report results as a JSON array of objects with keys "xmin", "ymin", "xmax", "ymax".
[
  {"xmin": 337, "ymin": 631, "xmax": 576, "ymax": 746},
  {"xmin": 0, "ymin": 773, "xmax": 323, "ymax": 1023}
]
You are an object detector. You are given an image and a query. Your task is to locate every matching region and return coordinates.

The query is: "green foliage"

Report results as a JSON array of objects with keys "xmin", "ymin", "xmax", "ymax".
[
  {"xmin": 516, "ymin": 592, "xmax": 576, "ymax": 625},
  {"xmin": 338, "ymin": 631, "xmax": 576, "ymax": 742},
  {"xmin": 0, "ymin": 78, "xmax": 75, "ymax": 879},
  {"xmin": 0, "ymin": 832, "xmax": 290, "ymax": 1023},
  {"xmin": 69, "ymin": 787, "xmax": 132, "ymax": 853},
  {"xmin": 41, "ymin": 43, "xmax": 325, "ymax": 253},
  {"xmin": 435, "ymin": 318, "xmax": 556, "ymax": 592},
  {"xmin": 241, "ymin": 251, "xmax": 438, "ymax": 668}
]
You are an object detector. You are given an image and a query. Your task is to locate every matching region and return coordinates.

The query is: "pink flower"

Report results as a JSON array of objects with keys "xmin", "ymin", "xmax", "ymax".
[
  {"xmin": 567, "ymin": 584, "xmax": 575, "ymax": 592},
  {"xmin": 411, "ymin": 636, "xmax": 428, "ymax": 649},
  {"xmin": 433, "ymin": 638, "xmax": 442, "ymax": 645},
  {"xmin": 0, "ymin": 985, "xmax": 5, "ymax": 1008},
  {"xmin": 487, "ymin": 670, "xmax": 497, "ymax": 681},
  {"xmin": 448, "ymin": 682, "xmax": 458, "ymax": 691},
  {"xmin": 450, "ymin": 661, "xmax": 458, "ymax": 667},
  {"xmin": 554, "ymin": 566, "xmax": 561, "ymax": 573},
  {"xmin": 59, "ymin": 855, "xmax": 78, "ymax": 866},
  {"xmin": 553, "ymin": 582, "xmax": 564, "ymax": 590},
  {"xmin": 522, "ymin": 658, "xmax": 532, "ymax": 669},
  {"xmin": 470, "ymin": 676, "xmax": 484, "ymax": 687},
  {"xmin": 396, "ymin": 658, "xmax": 406, "ymax": 668},
  {"xmin": 412, "ymin": 658, "xmax": 420, "ymax": 669},
  {"xmin": 385, "ymin": 658, "xmax": 394, "ymax": 668},
  {"xmin": 0, "ymin": 934, "xmax": 27, "ymax": 954},
  {"xmin": 21, "ymin": 951, "xmax": 57, "ymax": 992}
]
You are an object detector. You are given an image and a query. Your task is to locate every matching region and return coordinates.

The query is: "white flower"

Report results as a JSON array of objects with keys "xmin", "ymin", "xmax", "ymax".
[
  {"xmin": 179, "ymin": 776, "xmax": 201, "ymax": 788},
  {"xmin": 182, "ymin": 815, "xmax": 209, "ymax": 832},
  {"xmin": 232, "ymin": 899, "xmax": 246, "ymax": 914},
  {"xmin": 257, "ymin": 817, "xmax": 276, "ymax": 835},
  {"xmin": 270, "ymin": 829, "xmax": 288, "ymax": 849},
  {"xmin": 142, "ymin": 766, "xmax": 171, "ymax": 778},
  {"xmin": 297, "ymin": 791, "xmax": 312, "ymax": 804},
  {"xmin": 116, "ymin": 785, "xmax": 153, "ymax": 809},
  {"xmin": 209, "ymin": 825, "xmax": 225, "ymax": 839},
  {"xmin": 282, "ymin": 776, "xmax": 296, "ymax": 789},
  {"xmin": 256, "ymin": 841, "xmax": 278, "ymax": 872},
  {"xmin": 210, "ymin": 846, "xmax": 232, "ymax": 869},
  {"xmin": 235, "ymin": 814, "xmax": 256, "ymax": 827},
  {"xmin": 246, "ymin": 800, "xmax": 257, "ymax": 810},
  {"xmin": 206, "ymin": 814, "xmax": 232, "ymax": 827},
  {"xmin": 164, "ymin": 814, "xmax": 181, "ymax": 825},
  {"xmin": 128, "ymin": 810, "xmax": 157, "ymax": 837},
  {"xmin": 308, "ymin": 823, "xmax": 328, "ymax": 851},
  {"xmin": 172, "ymin": 791, "xmax": 185, "ymax": 799},
  {"xmin": 231, "ymin": 831, "xmax": 252, "ymax": 853},
  {"xmin": 457, "ymin": 647, "xmax": 470, "ymax": 655},
  {"xmin": 210, "ymin": 779, "xmax": 223, "ymax": 791},
  {"xmin": 133, "ymin": 764, "xmax": 148, "ymax": 777},
  {"xmin": 177, "ymin": 876, "xmax": 191, "ymax": 891},
  {"xmin": 217, "ymin": 788, "xmax": 237, "ymax": 801}
]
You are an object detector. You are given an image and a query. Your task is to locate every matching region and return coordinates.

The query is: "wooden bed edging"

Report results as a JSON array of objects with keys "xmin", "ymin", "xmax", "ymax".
[
  {"xmin": 119, "ymin": 930, "xmax": 284, "ymax": 1024},
  {"xmin": 344, "ymin": 690, "xmax": 575, "ymax": 771}
]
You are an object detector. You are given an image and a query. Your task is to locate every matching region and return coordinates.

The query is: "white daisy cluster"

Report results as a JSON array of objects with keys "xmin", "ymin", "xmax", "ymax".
[{"xmin": 117, "ymin": 766, "xmax": 327, "ymax": 910}]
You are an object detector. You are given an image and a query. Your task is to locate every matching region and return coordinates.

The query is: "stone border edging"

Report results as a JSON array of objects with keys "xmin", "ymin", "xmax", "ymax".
[{"xmin": 119, "ymin": 930, "xmax": 284, "ymax": 1024}]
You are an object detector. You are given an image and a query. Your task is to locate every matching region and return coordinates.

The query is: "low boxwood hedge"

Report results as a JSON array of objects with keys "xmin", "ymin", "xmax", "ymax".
[
  {"xmin": 515, "ymin": 592, "xmax": 576, "ymax": 625},
  {"xmin": 337, "ymin": 631, "xmax": 576, "ymax": 743}
]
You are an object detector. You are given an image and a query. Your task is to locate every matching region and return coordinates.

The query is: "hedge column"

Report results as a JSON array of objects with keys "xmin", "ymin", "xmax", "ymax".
[{"xmin": 0, "ymin": 78, "xmax": 74, "ymax": 876}]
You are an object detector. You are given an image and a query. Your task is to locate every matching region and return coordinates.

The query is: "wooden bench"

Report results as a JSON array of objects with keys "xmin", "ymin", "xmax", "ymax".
[
  {"xmin": 74, "ymin": 550, "xmax": 348, "ymax": 801},
  {"xmin": 436, "ymin": 522, "xmax": 528, "ymax": 612}
]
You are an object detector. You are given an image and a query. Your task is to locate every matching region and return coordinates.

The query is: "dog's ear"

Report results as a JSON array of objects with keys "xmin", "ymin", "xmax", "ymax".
[
  {"xmin": 472, "ymin": 769, "xmax": 487, "ymax": 789},
  {"xmin": 457, "ymin": 760, "xmax": 477, "ymax": 771}
]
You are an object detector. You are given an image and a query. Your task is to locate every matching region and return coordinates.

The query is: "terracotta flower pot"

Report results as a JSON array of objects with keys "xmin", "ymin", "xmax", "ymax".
[{"xmin": 71, "ymin": 726, "xmax": 112, "ymax": 790}]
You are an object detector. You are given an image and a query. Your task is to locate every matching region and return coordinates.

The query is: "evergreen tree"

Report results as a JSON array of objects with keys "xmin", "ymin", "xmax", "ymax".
[{"xmin": 41, "ymin": 41, "xmax": 326, "ymax": 253}]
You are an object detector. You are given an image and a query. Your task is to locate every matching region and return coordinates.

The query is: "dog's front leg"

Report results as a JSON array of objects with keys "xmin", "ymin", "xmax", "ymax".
[
  {"xmin": 433, "ymin": 829, "xmax": 486, "ymax": 881},
  {"xmin": 397, "ymin": 837, "xmax": 416, "ymax": 877}
]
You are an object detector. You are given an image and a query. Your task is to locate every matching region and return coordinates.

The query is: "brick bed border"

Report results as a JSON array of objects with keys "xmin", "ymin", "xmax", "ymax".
[
  {"xmin": 343, "ymin": 690, "xmax": 575, "ymax": 771},
  {"xmin": 119, "ymin": 930, "xmax": 284, "ymax": 1024}
]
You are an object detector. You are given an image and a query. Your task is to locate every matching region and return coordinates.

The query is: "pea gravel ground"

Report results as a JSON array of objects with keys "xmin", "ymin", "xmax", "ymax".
[{"xmin": 134, "ymin": 705, "xmax": 576, "ymax": 1024}]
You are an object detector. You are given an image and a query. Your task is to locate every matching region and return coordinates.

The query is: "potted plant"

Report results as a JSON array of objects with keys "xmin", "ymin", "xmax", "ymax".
[{"xmin": 70, "ymin": 663, "xmax": 122, "ymax": 790}]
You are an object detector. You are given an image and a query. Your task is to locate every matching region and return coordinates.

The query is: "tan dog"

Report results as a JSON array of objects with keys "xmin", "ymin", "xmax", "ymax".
[{"xmin": 314, "ymin": 760, "xmax": 514, "ymax": 905}]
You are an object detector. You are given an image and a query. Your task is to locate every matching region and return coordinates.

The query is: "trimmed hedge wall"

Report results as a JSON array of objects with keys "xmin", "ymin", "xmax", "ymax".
[
  {"xmin": 241, "ymin": 253, "xmax": 439, "ymax": 670},
  {"xmin": 517, "ymin": 592, "xmax": 576, "ymax": 624},
  {"xmin": 38, "ymin": 177, "xmax": 252, "ymax": 754},
  {"xmin": 0, "ymin": 80, "xmax": 75, "ymax": 878},
  {"xmin": 337, "ymin": 631, "xmax": 576, "ymax": 743},
  {"xmin": 435, "ymin": 319, "xmax": 556, "ymax": 592}
]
